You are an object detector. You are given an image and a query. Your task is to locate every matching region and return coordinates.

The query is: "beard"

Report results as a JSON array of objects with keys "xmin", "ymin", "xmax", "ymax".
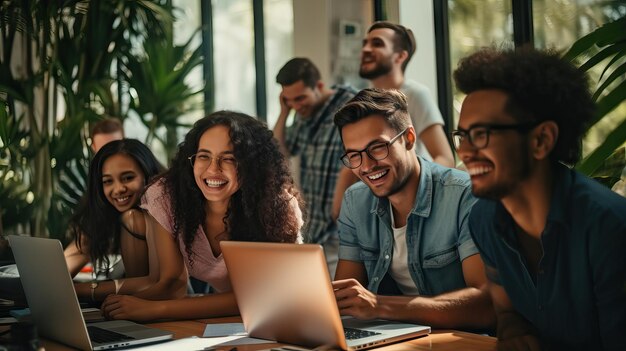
[
  {"xmin": 471, "ymin": 146, "xmax": 532, "ymax": 200},
  {"xmin": 359, "ymin": 59, "xmax": 393, "ymax": 80},
  {"xmin": 367, "ymin": 164, "xmax": 412, "ymax": 199}
]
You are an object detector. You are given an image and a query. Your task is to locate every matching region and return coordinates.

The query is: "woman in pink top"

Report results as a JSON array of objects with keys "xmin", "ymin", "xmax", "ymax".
[{"xmin": 100, "ymin": 111, "xmax": 303, "ymax": 321}]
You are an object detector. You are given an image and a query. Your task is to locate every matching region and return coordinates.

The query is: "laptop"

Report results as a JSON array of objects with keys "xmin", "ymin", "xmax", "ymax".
[
  {"xmin": 8, "ymin": 235, "xmax": 173, "ymax": 350},
  {"xmin": 221, "ymin": 241, "xmax": 430, "ymax": 350}
]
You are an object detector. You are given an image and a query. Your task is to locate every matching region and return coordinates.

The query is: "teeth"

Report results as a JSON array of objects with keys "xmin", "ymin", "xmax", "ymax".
[
  {"xmin": 205, "ymin": 179, "xmax": 227, "ymax": 187},
  {"xmin": 468, "ymin": 166, "xmax": 493, "ymax": 176},
  {"xmin": 116, "ymin": 196, "xmax": 129, "ymax": 202},
  {"xmin": 367, "ymin": 170, "xmax": 388, "ymax": 180}
]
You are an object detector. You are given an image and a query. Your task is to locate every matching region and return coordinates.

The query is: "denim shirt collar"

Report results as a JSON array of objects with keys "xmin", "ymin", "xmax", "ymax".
[
  {"xmin": 493, "ymin": 162, "xmax": 573, "ymax": 240},
  {"xmin": 371, "ymin": 156, "xmax": 433, "ymax": 218}
]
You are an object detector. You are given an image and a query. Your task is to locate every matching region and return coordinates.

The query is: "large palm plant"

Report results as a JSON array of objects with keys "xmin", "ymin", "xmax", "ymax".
[
  {"xmin": 564, "ymin": 15, "xmax": 626, "ymax": 184},
  {"xmin": 0, "ymin": 0, "xmax": 173, "ymax": 238},
  {"xmin": 122, "ymin": 31, "xmax": 204, "ymax": 162}
]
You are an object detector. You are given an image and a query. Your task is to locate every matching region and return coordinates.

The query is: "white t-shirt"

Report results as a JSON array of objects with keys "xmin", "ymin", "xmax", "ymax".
[
  {"xmin": 401, "ymin": 80, "xmax": 445, "ymax": 161},
  {"xmin": 388, "ymin": 203, "xmax": 420, "ymax": 295}
]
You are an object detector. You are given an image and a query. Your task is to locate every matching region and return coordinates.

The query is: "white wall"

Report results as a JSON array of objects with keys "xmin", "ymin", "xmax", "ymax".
[
  {"xmin": 292, "ymin": 0, "xmax": 439, "ymax": 101},
  {"xmin": 293, "ymin": 0, "xmax": 332, "ymax": 83},
  {"xmin": 399, "ymin": 0, "xmax": 439, "ymax": 101}
]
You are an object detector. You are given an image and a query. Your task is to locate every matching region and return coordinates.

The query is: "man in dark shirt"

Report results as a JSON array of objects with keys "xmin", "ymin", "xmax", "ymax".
[{"xmin": 452, "ymin": 47, "xmax": 626, "ymax": 350}]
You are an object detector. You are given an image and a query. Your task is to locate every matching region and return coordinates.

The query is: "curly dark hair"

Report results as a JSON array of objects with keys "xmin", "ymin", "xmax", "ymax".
[
  {"xmin": 160, "ymin": 111, "xmax": 302, "ymax": 265},
  {"xmin": 453, "ymin": 47, "xmax": 595, "ymax": 165},
  {"xmin": 71, "ymin": 139, "xmax": 164, "ymax": 274}
]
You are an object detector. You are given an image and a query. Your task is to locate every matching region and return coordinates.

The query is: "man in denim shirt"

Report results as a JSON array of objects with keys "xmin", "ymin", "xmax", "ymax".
[
  {"xmin": 453, "ymin": 48, "xmax": 626, "ymax": 350},
  {"xmin": 332, "ymin": 88, "xmax": 494, "ymax": 330}
]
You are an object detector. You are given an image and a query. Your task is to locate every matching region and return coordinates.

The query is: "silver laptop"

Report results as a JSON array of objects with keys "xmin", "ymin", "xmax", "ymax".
[
  {"xmin": 221, "ymin": 241, "xmax": 430, "ymax": 350},
  {"xmin": 8, "ymin": 235, "xmax": 173, "ymax": 350}
]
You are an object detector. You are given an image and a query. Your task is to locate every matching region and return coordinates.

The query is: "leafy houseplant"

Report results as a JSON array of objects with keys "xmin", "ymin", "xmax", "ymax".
[
  {"xmin": 564, "ymin": 15, "xmax": 626, "ymax": 185},
  {"xmin": 0, "ymin": 1, "xmax": 202, "ymax": 239}
]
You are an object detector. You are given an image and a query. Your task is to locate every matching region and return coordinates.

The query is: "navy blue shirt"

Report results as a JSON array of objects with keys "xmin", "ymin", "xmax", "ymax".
[{"xmin": 469, "ymin": 164, "xmax": 626, "ymax": 350}]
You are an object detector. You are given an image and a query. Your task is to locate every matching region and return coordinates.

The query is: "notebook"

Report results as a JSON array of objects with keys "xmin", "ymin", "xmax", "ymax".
[
  {"xmin": 8, "ymin": 235, "xmax": 173, "ymax": 350},
  {"xmin": 221, "ymin": 241, "xmax": 430, "ymax": 350}
]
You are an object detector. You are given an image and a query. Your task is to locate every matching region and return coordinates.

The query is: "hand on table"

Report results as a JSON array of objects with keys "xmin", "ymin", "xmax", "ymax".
[
  {"xmin": 332, "ymin": 279, "xmax": 379, "ymax": 320},
  {"xmin": 101, "ymin": 294, "xmax": 162, "ymax": 322}
]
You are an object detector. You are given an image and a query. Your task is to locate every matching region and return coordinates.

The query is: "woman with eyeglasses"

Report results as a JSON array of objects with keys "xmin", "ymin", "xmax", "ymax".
[{"xmin": 100, "ymin": 111, "xmax": 303, "ymax": 321}]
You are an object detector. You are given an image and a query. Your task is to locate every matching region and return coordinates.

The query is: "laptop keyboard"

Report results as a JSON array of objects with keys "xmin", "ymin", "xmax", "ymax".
[
  {"xmin": 343, "ymin": 327, "xmax": 382, "ymax": 340},
  {"xmin": 87, "ymin": 326, "xmax": 136, "ymax": 344}
]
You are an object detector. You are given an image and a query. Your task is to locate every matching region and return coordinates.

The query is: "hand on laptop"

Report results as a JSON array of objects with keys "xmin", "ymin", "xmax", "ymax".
[
  {"xmin": 332, "ymin": 279, "xmax": 379, "ymax": 320},
  {"xmin": 101, "ymin": 294, "xmax": 162, "ymax": 322}
]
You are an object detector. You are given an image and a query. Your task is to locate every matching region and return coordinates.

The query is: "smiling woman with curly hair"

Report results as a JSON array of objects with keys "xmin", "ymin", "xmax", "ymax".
[{"xmin": 100, "ymin": 111, "xmax": 303, "ymax": 321}]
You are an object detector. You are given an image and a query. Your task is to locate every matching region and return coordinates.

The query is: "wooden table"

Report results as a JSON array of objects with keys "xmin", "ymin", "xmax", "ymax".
[{"xmin": 35, "ymin": 316, "xmax": 496, "ymax": 350}]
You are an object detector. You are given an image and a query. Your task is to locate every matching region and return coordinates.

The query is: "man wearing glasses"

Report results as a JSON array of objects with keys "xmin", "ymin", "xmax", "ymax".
[
  {"xmin": 453, "ymin": 48, "xmax": 626, "ymax": 350},
  {"xmin": 331, "ymin": 88, "xmax": 494, "ymax": 330}
]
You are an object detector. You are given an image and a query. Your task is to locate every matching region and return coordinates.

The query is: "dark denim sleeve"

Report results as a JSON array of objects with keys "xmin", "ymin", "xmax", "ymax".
[{"xmin": 589, "ymin": 216, "xmax": 626, "ymax": 350}]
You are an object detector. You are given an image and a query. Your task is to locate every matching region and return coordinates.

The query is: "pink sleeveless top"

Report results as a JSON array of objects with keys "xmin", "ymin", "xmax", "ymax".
[{"xmin": 140, "ymin": 180, "xmax": 231, "ymax": 293}]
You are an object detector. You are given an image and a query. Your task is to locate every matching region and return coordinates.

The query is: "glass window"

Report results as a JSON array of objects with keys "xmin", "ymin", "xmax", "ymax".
[
  {"xmin": 213, "ymin": 0, "xmax": 257, "ymax": 117},
  {"xmin": 448, "ymin": 0, "xmax": 514, "ymax": 131},
  {"xmin": 264, "ymin": 0, "xmax": 294, "ymax": 128},
  {"xmin": 533, "ymin": 0, "xmax": 626, "ymax": 158}
]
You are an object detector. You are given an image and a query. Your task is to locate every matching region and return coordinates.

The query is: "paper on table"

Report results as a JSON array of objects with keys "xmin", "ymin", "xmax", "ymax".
[
  {"xmin": 128, "ymin": 336, "xmax": 239, "ymax": 350},
  {"xmin": 129, "ymin": 335, "xmax": 276, "ymax": 351},
  {"xmin": 203, "ymin": 323, "xmax": 246, "ymax": 337}
]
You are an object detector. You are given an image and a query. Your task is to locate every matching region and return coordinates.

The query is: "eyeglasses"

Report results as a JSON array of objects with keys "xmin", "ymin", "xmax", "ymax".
[
  {"xmin": 451, "ymin": 123, "xmax": 538, "ymax": 150},
  {"xmin": 188, "ymin": 152, "xmax": 237, "ymax": 171},
  {"xmin": 341, "ymin": 128, "xmax": 408, "ymax": 169}
]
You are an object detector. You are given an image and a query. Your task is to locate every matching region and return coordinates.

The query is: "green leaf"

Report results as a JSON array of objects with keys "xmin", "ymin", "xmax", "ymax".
[
  {"xmin": 564, "ymin": 17, "xmax": 626, "ymax": 60},
  {"xmin": 591, "ymin": 80, "xmax": 626, "ymax": 127},
  {"xmin": 577, "ymin": 117, "xmax": 626, "ymax": 175},
  {"xmin": 592, "ymin": 59, "xmax": 626, "ymax": 101},
  {"xmin": 579, "ymin": 43, "xmax": 626, "ymax": 72}
]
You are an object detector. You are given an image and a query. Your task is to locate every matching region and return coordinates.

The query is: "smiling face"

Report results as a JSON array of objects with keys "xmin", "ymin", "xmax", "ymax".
[
  {"xmin": 359, "ymin": 28, "xmax": 398, "ymax": 80},
  {"xmin": 193, "ymin": 125, "xmax": 240, "ymax": 205},
  {"xmin": 457, "ymin": 90, "xmax": 532, "ymax": 200},
  {"xmin": 102, "ymin": 153, "xmax": 145, "ymax": 212},
  {"xmin": 281, "ymin": 80, "xmax": 323, "ymax": 118},
  {"xmin": 341, "ymin": 115, "xmax": 415, "ymax": 198}
]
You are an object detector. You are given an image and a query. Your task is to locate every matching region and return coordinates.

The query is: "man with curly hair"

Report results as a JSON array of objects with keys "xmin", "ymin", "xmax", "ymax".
[{"xmin": 453, "ymin": 48, "xmax": 626, "ymax": 350}]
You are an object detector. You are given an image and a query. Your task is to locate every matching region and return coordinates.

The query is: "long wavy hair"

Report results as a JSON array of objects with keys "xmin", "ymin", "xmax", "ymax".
[
  {"xmin": 70, "ymin": 139, "xmax": 164, "ymax": 273},
  {"xmin": 160, "ymin": 110, "xmax": 302, "ymax": 265}
]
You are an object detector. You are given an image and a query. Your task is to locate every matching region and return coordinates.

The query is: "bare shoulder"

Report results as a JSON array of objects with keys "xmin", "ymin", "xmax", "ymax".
[{"xmin": 121, "ymin": 209, "xmax": 147, "ymax": 237}]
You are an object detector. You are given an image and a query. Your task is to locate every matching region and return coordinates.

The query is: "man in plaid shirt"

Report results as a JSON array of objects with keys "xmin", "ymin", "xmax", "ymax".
[{"xmin": 273, "ymin": 58, "xmax": 357, "ymax": 277}]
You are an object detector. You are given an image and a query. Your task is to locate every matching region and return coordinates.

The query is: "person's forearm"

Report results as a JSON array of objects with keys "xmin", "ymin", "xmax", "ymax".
[
  {"xmin": 433, "ymin": 154, "xmax": 455, "ymax": 168},
  {"xmin": 376, "ymin": 287, "xmax": 495, "ymax": 329},
  {"xmin": 75, "ymin": 274, "xmax": 187, "ymax": 301},
  {"xmin": 129, "ymin": 275, "xmax": 187, "ymax": 300},
  {"xmin": 159, "ymin": 292, "xmax": 239, "ymax": 320}
]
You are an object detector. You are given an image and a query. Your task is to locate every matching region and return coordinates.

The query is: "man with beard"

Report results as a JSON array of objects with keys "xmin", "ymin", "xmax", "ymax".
[
  {"xmin": 273, "ymin": 58, "xmax": 357, "ymax": 277},
  {"xmin": 360, "ymin": 22, "xmax": 454, "ymax": 168},
  {"xmin": 453, "ymin": 48, "xmax": 626, "ymax": 350},
  {"xmin": 331, "ymin": 88, "xmax": 494, "ymax": 330}
]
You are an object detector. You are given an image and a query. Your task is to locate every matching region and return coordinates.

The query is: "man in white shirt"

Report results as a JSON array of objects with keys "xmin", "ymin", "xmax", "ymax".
[{"xmin": 360, "ymin": 21, "xmax": 454, "ymax": 168}]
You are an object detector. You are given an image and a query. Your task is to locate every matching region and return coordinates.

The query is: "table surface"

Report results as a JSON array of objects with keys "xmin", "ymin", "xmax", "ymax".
[{"xmin": 31, "ymin": 316, "xmax": 496, "ymax": 351}]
